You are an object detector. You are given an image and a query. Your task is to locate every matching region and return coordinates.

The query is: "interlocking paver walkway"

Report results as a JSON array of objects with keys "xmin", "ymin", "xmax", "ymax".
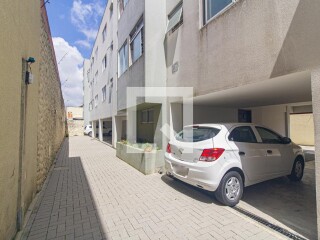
[{"xmin": 21, "ymin": 136, "xmax": 284, "ymax": 240}]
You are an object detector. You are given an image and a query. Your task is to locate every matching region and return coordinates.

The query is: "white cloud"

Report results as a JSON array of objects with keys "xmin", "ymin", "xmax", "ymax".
[
  {"xmin": 75, "ymin": 39, "xmax": 92, "ymax": 49},
  {"xmin": 81, "ymin": 28, "xmax": 98, "ymax": 41},
  {"xmin": 53, "ymin": 37, "xmax": 84, "ymax": 107},
  {"xmin": 71, "ymin": 0, "xmax": 104, "ymax": 48}
]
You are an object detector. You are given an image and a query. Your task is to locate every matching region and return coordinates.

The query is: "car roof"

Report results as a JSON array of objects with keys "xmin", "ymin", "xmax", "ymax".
[{"xmin": 184, "ymin": 123, "xmax": 258, "ymax": 129}]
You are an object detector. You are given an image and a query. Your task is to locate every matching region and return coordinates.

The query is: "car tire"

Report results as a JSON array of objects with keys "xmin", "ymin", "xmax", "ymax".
[
  {"xmin": 288, "ymin": 157, "xmax": 304, "ymax": 182},
  {"xmin": 215, "ymin": 171, "xmax": 243, "ymax": 207},
  {"xmin": 88, "ymin": 132, "xmax": 92, "ymax": 137}
]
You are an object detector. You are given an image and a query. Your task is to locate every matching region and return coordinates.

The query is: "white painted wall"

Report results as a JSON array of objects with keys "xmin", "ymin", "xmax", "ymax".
[
  {"xmin": 83, "ymin": 0, "xmax": 118, "ymax": 122},
  {"xmin": 251, "ymin": 105, "xmax": 287, "ymax": 136},
  {"xmin": 145, "ymin": 0, "xmax": 166, "ymax": 89}
]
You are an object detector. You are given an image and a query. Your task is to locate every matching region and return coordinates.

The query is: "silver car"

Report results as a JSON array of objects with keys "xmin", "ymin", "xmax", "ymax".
[{"xmin": 165, "ymin": 123, "xmax": 304, "ymax": 206}]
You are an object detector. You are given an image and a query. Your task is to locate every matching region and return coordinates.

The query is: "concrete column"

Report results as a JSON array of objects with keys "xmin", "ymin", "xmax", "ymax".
[
  {"xmin": 153, "ymin": 104, "xmax": 163, "ymax": 149},
  {"xmin": 311, "ymin": 68, "xmax": 320, "ymax": 236},
  {"xmin": 170, "ymin": 103, "xmax": 183, "ymax": 139},
  {"xmin": 92, "ymin": 121, "xmax": 96, "ymax": 138},
  {"xmin": 99, "ymin": 119, "xmax": 103, "ymax": 141},
  {"xmin": 112, "ymin": 116, "xmax": 117, "ymax": 147},
  {"xmin": 127, "ymin": 109, "xmax": 137, "ymax": 143}
]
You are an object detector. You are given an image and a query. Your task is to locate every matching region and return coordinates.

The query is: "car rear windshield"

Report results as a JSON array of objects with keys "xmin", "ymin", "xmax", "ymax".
[{"xmin": 175, "ymin": 127, "xmax": 220, "ymax": 142}]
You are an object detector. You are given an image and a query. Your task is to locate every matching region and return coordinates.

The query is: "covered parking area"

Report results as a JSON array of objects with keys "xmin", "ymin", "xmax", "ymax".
[
  {"xmin": 90, "ymin": 118, "xmax": 113, "ymax": 146},
  {"xmin": 170, "ymin": 70, "xmax": 318, "ymax": 239}
]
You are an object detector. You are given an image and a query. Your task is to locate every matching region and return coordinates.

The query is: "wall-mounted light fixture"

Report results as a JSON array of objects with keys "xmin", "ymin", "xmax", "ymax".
[{"xmin": 25, "ymin": 57, "xmax": 35, "ymax": 84}]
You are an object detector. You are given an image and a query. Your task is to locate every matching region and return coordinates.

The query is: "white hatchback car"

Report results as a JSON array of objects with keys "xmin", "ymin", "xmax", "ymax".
[
  {"xmin": 84, "ymin": 125, "xmax": 112, "ymax": 137},
  {"xmin": 165, "ymin": 123, "xmax": 304, "ymax": 206}
]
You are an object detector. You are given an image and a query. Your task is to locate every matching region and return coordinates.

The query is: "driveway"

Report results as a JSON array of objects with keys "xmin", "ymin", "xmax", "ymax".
[
  {"xmin": 237, "ymin": 155, "xmax": 316, "ymax": 240},
  {"xmin": 21, "ymin": 137, "xmax": 290, "ymax": 239}
]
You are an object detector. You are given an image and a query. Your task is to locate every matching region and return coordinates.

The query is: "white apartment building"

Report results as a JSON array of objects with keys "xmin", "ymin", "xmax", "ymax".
[
  {"xmin": 84, "ymin": 0, "xmax": 167, "ymax": 147},
  {"xmin": 84, "ymin": 0, "xmax": 320, "ymax": 236}
]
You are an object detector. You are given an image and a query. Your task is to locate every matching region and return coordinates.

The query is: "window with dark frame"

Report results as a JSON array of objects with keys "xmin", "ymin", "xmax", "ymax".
[
  {"xmin": 95, "ymin": 71, "xmax": 98, "ymax": 84},
  {"xmin": 102, "ymin": 86, "xmax": 107, "ymax": 102},
  {"xmin": 238, "ymin": 109, "xmax": 252, "ymax": 123},
  {"xmin": 102, "ymin": 55, "xmax": 107, "ymax": 72},
  {"xmin": 118, "ymin": 41, "xmax": 128, "ymax": 77},
  {"xmin": 166, "ymin": 2, "xmax": 183, "ymax": 33},
  {"xmin": 109, "ymin": 79, "xmax": 113, "ymax": 103},
  {"xmin": 203, "ymin": 0, "xmax": 236, "ymax": 24},
  {"xmin": 95, "ymin": 47, "xmax": 98, "ymax": 60},
  {"xmin": 130, "ymin": 18, "xmax": 144, "ymax": 63},
  {"xmin": 256, "ymin": 127, "xmax": 284, "ymax": 144},
  {"xmin": 102, "ymin": 24, "xmax": 107, "ymax": 42},
  {"xmin": 95, "ymin": 95, "xmax": 98, "ymax": 107},
  {"xmin": 110, "ymin": 2, "xmax": 113, "ymax": 18},
  {"xmin": 118, "ymin": 0, "xmax": 129, "ymax": 18},
  {"xmin": 228, "ymin": 126, "xmax": 257, "ymax": 143},
  {"xmin": 141, "ymin": 109, "xmax": 154, "ymax": 124}
]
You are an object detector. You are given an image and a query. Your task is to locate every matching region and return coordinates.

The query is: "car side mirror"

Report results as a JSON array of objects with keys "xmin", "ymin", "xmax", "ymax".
[{"xmin": 282, "ymin": 137, "xmax": 291, "ymax": 144}]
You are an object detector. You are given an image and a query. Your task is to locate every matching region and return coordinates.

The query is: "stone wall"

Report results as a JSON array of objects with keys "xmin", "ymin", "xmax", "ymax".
[{"xmin": 36, "ymin": 6, "xmax": 66, "ymax": 191}]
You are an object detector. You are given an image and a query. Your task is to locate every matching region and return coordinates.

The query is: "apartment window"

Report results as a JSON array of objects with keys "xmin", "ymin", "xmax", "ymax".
[
  {"xmin": 95, "ymin": 95, "xmax": 98, "ymax": 107},
  {"xmin": 102, "ymin": 85, "xmax": 107, "ymax": 102},
  {"xmin": 167, "ymin": 2, "xmax": 183, "ymax": 33},
  {"xmin": 130, "ymin": 18, "xmax": 144, "ymax": 63},
  {"xmin": 95, "ymin": 71, "xmax": 98, "ymax": 84},
  {"xmin": 204, "ymin": 0, "xmax": 236, "ymax": 24},
  {"xmin": 102, "ymin": 25, "xmax": 107, "ymax": 42},
  {"xmin": 89, "ymin": 100, "xmax": 94, "ymax": 111},
  {"xmin": 95, "ymin": 47, "xmax": 98, "ymax": 60},
  {"xmin": 110, "ymin": 2, "xmax": 113, "ymax": 18},
  {"xmin": 109, "ymin": 79, "xmax": 113, "ymax": 103},
  {"xmin": 118, "ymin": 41, "xmax": 128, "ymax": 77},
  {"xmin": 102, "ymin": 55, "xmax": 107, "ymax": 72},
  {"xmin": 118, "ymin": 0, "xmax": 129, "ymax": 17},
  {"xmin": 141, "ymin": 109, "xmax": 154, "ymax": 123}
]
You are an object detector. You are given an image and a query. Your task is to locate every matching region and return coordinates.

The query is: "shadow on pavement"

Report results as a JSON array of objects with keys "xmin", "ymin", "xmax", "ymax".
[
  {"xmin": 161, "ymin": 154, "xmax": 316, "ymax": 239},
  {"xmin": 21, "ymin": 138, "xmax": 108, "ymax": 240},
  {"xmin": 161, "ymin": 175, "xmax": 222, "ymax": 205},
  {"xmin": 239, "ymin": 160, "xmax": 317, "ymax": 240}
]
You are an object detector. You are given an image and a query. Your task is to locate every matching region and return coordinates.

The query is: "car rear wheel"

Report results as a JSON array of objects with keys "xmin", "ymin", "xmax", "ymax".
[
  {"xmin": 288, "ymin": 157, "xmax": 304, "ymax": 181},
  {"xmin": 215, "ymin": 171, "xmax": 243, "ymax": 207},
  {"xmin": 88, "ymin": 132, "xmax": 92, "ymax": 137}
]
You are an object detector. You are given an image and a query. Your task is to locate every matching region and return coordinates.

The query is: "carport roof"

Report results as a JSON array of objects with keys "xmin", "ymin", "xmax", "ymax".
[{"xmin": 192, "ymin": 71, "xmax": 311, "ymax": 108}]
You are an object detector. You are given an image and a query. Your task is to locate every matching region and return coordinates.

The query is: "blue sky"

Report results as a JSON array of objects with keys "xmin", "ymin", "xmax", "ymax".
[{"xmin": 46, "ymin": 0, "xmax": 106, "ymax": 106}]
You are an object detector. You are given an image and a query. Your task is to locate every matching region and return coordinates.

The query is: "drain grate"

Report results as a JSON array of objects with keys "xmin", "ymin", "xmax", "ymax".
[{"xmin": 233, "ymin": 206, "xmax": 307, "ymax": 240}]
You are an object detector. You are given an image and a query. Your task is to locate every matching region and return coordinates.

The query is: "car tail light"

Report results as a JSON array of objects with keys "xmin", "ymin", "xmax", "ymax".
[
  {"xmin": 166, "ymin": 143, "xmax": 171, "ymax": 153},
  {"xmin": 199, "ymin": 148, "xmax": 225, "ymax": 162}
]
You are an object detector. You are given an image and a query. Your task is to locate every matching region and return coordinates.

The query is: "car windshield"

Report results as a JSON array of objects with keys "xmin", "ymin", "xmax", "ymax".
[{"xmin": 175, "ymin": 126, "xmax": 220, "ymax": 142}]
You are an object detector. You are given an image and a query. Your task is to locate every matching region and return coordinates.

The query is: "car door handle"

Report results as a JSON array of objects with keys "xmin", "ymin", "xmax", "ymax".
[
  {"xmin": 267, "ymin": 150, "xmax": 272, "ymax": 154},
  {"xmin": 239, "ymin": 151, "xmax": 245, "ymax": 156}
]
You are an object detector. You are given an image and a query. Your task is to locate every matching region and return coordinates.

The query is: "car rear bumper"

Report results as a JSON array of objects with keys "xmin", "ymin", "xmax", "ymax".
[{"xmin": 165, "ymin": 153, "xmax": 223, "ymax": 192}]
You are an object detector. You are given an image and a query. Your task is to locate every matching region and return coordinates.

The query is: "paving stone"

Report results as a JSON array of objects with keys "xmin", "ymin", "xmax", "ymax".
[{"xmin": 21, "ymin": 137, "xmax": 282, "ymax": 240}]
